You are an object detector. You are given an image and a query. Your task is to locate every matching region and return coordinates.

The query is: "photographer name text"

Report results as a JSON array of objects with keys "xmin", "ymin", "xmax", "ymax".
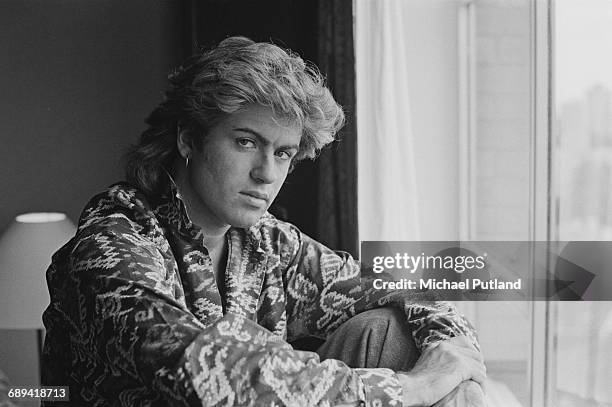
[{"xmin": 372, "ymin": 278, "xmax": 522, "ymax": 291}]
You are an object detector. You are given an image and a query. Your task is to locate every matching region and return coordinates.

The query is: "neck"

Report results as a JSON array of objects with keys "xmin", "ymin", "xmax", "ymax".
[
  {"xmin": 202, "ymin": 233, "xmax": 227, "ymax": 254},
  {"xmin": 170, "ymin": 160, "xmax": 231, "ymax": 241}
]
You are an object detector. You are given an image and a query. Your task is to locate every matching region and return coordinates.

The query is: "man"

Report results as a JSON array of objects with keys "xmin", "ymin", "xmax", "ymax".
[{"xmin": 42, "ymin": 37, "xmax": 485, "ymax": 406}]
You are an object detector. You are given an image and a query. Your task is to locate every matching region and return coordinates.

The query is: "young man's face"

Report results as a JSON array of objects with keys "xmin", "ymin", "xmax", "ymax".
[{"xmin": 181, "ymin": 104, "xmax": 301, "ymax": 230}]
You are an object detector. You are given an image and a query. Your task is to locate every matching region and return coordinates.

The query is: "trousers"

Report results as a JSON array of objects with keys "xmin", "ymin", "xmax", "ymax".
[
  {"xmin": 315, "ymin": 308, "xmax": 420, "ymax": 371},
  {"xmin": 299, "ymin": 308, "xmax": 487, "ymax": 407}
]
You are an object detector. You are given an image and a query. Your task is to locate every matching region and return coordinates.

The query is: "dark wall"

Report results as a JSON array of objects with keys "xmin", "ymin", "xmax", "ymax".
[
  {"xmin": 192, "ymin": 0, "xmax": 321, "ymax": 238},
  {"xmin": 0, "ymin": 0, "xmax": 190, "ymax": 233},
  {"xmin": 0, "ymin": 0, "xmax": 189, "ymax": 388}
]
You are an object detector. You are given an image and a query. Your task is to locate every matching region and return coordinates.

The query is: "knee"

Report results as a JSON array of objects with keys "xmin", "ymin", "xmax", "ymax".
[
  {"xmin": 348, "ymin": 308, "xmax": 404, "ymax": 333},
  {"xmin": 362, "ymin": 308, "xmax": 419, "ymax": 370},
  {"xmin": 320, "ymin": 308, "xmax": 419, "ymax": 370}
]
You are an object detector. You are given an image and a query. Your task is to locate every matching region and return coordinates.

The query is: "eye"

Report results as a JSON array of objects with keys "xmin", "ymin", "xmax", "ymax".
[
  {"xmin": 276, "ymin": 150, "xmax": 295, "ymax": 161},
  {"xmin": 236, "ymin": 138, "xmax": 256, "ymax": 148}
]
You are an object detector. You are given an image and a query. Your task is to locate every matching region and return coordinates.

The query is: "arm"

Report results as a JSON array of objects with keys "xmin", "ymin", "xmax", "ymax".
[
  {"xmin": 283, "ymin": 229, "xmax": 485, "ymax": 405},
  {"xmin": 284, "ymin": 229, "xmax": 479, "ymax": 351},
  {"xmin": 44, "ymin": 213, "xmax": 398, "ymax": 406},
  {"xmin": 398, "ymin": 336, "xmax": 486, "ymax": 407}
]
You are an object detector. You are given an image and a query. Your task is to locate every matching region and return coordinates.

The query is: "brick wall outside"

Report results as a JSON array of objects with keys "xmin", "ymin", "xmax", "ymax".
[
  {"xmin": 474, "ymin": 0, "xmax": 531, "ymax": 240},
  {"xmin": 470, "ymin": 2, "xmax": 532, "ymax": 405}
]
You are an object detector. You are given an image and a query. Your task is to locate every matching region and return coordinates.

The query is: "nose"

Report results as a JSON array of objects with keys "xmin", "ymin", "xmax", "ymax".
[{"xmin": 250, "ymin": 152, "xmax": 277, "ymax": 184}]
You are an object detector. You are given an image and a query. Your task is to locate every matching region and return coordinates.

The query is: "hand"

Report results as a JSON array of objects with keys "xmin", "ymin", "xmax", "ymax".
[
  {"xmin": 397, "ymin": 336, "xmax": 486, "ymax": 406},
  {"xmin": 433, "ymin": 380, "xmax": 486, "ymax": 407}
]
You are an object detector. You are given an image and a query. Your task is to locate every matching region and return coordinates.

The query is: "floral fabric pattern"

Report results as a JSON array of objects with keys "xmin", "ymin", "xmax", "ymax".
[{"xmin": 42, "ymin": 181, "xmax": 477, "ymax": 406}]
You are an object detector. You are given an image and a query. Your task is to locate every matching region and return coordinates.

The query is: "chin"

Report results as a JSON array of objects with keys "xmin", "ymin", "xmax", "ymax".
[
  {"xmin": 229, "ymin": 211, "xmax": 265, "ymax": 229},
  {"xmin": 231, "ymin": 220, "xmax": 258, "ymax": 229}
]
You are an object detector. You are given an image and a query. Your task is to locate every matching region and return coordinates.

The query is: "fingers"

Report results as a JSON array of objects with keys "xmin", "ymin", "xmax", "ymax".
[
  {"xmin": 446, "ymin": 335, "xmax": 479, "ymax": 353},
  {"xmin": 466, "ymin": 357, "xmax": 487, "ymax": 384},
  {"xmin": 437, "ymin": 338, "xmax": 485, "ymax": 365},
  {"xmin": 409, "ymin": 336, "xmax": 488, "ymax": 403},
  {"xmin": 436, "ymin": 340, "xmax": 487, "ymax": 384},
  {"xmin": 455, "ymin": 346, "xmax": 487, "ymax": 384},
  {"xmin": 448, "ymin": 346, "xmax": 486, "ymax": 384},
  {"xmin": 441, "ymin": 339, "xmax": 482, "ymax": 358},
  {"xmin": 445, "ymin": 336, "xmax": 486, "ymax": 374},
  {"xmin": 433, "ymin": 381, "xmax": 487, "ymax": 407}
]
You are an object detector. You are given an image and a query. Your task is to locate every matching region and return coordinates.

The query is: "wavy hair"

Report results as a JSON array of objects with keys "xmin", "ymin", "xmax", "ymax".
[{"xmin": 125, "ymin": 36, "xmax": 345, "ymax": 196}]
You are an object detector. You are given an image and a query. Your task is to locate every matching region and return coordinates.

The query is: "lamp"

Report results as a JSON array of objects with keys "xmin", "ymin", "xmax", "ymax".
[{"xmin": 0, "ymin": 212, "xmax": 76, "ymax": 330}]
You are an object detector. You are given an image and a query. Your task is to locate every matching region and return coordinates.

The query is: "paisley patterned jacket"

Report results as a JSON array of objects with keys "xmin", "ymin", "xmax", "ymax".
[{"xmin": 42, "ymin": 181, "xmax": 478, "ymax": 406}]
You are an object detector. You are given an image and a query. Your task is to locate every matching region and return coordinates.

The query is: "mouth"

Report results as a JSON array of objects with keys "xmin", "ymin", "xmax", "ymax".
[{"xmin": 240, "ymin": 191, "xmax": 269, "ymax": 206}]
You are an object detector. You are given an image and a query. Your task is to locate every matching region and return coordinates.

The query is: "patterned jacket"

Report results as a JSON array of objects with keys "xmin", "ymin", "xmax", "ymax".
[{"xmin": 42, "ymin": 181, "xmax": 478, "ymax": 406}]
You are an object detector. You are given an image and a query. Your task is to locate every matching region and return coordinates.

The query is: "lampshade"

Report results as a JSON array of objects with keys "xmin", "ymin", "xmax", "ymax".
[{"xmin": 0, "ymin": 212, "xmax": 76, "ymax": 329}]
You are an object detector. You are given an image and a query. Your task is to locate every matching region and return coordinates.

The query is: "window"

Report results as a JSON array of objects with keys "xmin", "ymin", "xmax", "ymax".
[
  {"xmin": 356, "ymin": 1, "xmax": 537, "ymax": 404},
  {"xmin": 552, "ymin": 1, "xmax": 612, "ymax": 405},
  {"xmin": 357, "ymin": 1, "xmax": 612, "ymax": 405}
]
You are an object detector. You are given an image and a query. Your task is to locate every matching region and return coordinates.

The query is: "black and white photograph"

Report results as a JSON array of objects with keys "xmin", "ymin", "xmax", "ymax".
[{"xmin": 1, "ymin": 0, "xmax": 611, "ymax": 406}]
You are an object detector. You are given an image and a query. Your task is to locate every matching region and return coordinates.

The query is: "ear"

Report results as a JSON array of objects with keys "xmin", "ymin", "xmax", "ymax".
[{"xmin": 176, "ymin": 126, "xmax": 194, "ymax": 159}]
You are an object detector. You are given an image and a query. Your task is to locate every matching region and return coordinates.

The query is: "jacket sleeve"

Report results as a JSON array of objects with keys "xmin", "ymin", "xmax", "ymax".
[
  {"xmin": 43, "ymin": 214, "xmax": 402, "ymax": 406},
  {"xmin": 284, "ymin": 228, "xmax": 480, "ymax": 352}
]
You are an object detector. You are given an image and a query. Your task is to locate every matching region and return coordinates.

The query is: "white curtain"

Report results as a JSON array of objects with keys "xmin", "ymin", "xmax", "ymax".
[{"xmin": 355, "ymin": 0, "xmax": 420, "ymax": 242}]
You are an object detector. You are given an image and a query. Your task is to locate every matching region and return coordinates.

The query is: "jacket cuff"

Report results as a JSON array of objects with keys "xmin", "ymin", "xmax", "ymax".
[{"xmin": 354, "ymin": 368, "xmax": 403, "ymax": 406}]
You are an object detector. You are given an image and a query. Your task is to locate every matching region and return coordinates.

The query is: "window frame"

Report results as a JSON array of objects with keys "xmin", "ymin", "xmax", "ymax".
[{"xmin": 529, "ymin": 0, "xmax": 555, "ymax": 406}]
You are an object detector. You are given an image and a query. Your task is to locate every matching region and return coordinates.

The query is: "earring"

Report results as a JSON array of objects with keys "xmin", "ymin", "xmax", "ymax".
[{"xmin": 185, "ymin": 157, "xmax": 189, "ymax": 168}]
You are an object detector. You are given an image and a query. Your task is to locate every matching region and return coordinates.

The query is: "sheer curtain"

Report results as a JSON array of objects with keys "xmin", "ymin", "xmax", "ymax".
[{"xmin": 355, "ymin": 0, "xmax": 420, "ymax": 243}]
